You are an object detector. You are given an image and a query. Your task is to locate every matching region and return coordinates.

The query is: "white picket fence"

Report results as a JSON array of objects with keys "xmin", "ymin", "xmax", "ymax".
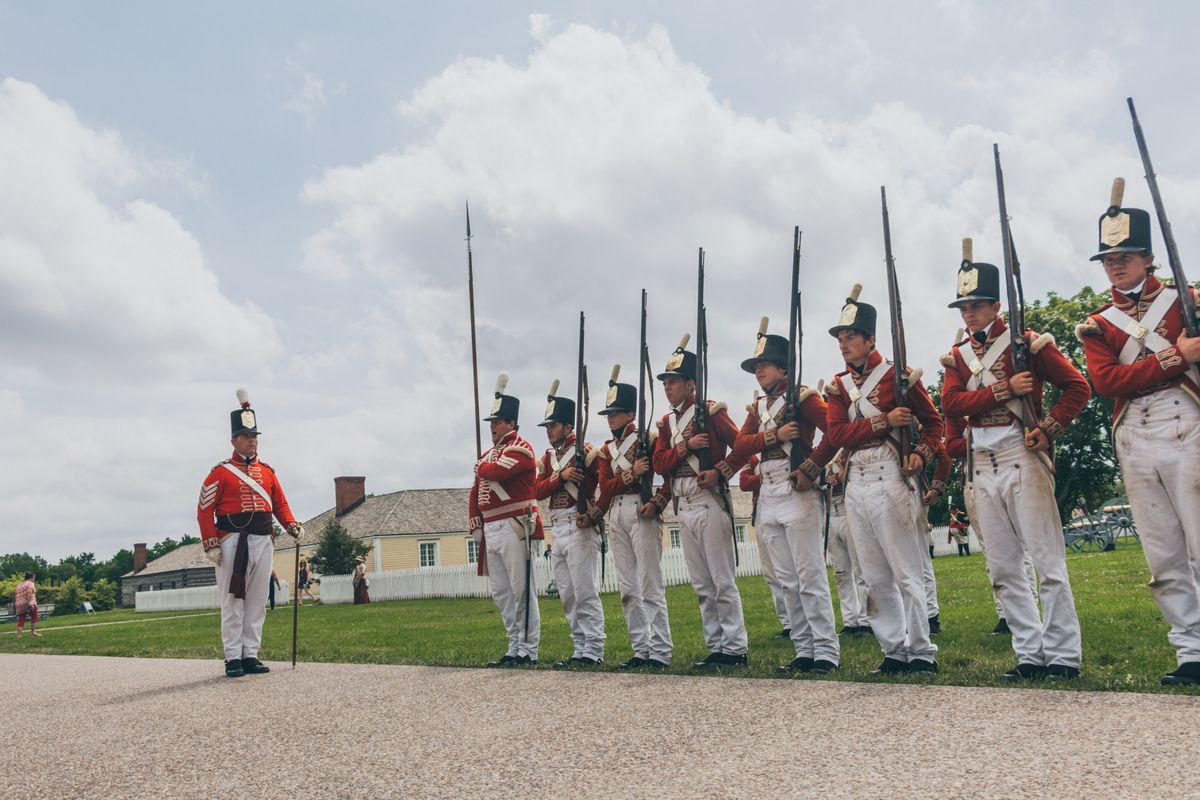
[
  {"xmin": 317, "ymin": 542, "xmax": 767, "ymax": 604},
  {"xmin": 135, "ymin": 582, "xmax": 290, "ymax": 613}
]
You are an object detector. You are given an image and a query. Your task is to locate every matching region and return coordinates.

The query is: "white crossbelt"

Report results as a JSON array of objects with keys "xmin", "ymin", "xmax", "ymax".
[
  {"xmin": 547, "ymin": 447, "xmax": 580, "ymax": 499},
  {"xmin": 669, "ymin": 405, "xmax": 702, "ymax": 474},
  {"xmin": 220, "ymin": 463, "xmax": 273, "ymax": 510},
  {"xmin": 839, "ymin": 361, "xmax": 901, "ymax": 445},
  {"xmin": 607, "ymin": 433, "xmax": 638, "ymax": 472},
  {"xmin": 479, "ymin": 446, "xmax": 510, "ymax": 501},
  {"xmin": 1099, "ymin": 292, "xmax": 1200, "ymax": 388},
  {"xmin": 955, "ymin": 337, "xmax": 1024, "ymax": 418},
  {"xmin": 754, "ymin": 395, "xmax": 791, "ymax": 475}
]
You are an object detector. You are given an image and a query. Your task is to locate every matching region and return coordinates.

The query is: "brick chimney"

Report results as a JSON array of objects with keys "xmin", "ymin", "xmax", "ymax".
[
  {"xmin": 133, "ymin": 543, "xmax": 147, "ymax": 573},
  {"xmin": 334, "ymin": 476, "xmax": 366, "ymax": 516}
]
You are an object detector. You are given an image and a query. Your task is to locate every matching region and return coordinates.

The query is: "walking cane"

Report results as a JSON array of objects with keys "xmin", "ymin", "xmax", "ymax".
[{"xmin": 291, "ymin": 538, "xmax": 300, "ymax": 670}]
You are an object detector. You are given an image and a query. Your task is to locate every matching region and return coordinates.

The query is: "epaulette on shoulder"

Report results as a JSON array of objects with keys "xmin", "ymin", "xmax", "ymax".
[
  {"xmin": 798, "ymin": 386, "xmax": 819, "ymax": 403},
  {"xmin": 1075, "ymin": 318, "xmax": 1103, "ymax": 341},
  {"xmin": 907, "ymin": 367, "xmax": 924, "ymax": 385},
  {"xmin": 746, "ymin": 392, "xmax": 761, "ymax": 414},
  {"xmin": 1029, "ymin": 332, "xmax": 1056, "ymax": 354},
  {"xmin": 939, "ymin": 351, "xmax": 956, "ymax": 368},
  {"xmin": 258, "ymin": 460, "xmax": 275, "ymax": 473},
  {"xmin": 656, "ymin": 417, "xmax": 668, "ymax": 430},
  {"xmin": 212, "ymin": 459, "xmax": 231, "ymax": 471},
  {"xmin": 826, "ymin": 379, "xmax": 842, "ymax": 396},
  {"xmin": 584, "ymin": 447, "xmax": 601, "ymax": 468},
  {"xmin": 648, "ymin": 429, "xmax": 659, "ymax": 445},
  {"xmin": 708, "ymin": 400, "xmax": 728, "ymax": 415},
  {"xmin": 504, "ymin": 443, "xmax": 535, "ymax": 460}
]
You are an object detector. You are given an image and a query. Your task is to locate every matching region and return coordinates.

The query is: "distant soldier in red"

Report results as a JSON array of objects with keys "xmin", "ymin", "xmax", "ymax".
[
  {"xmin": 469, "ymin": 373, "xmax": 544, "ymax": 667},
  {"xmin": 942, "ymin": 237, "xmax": 1090, "ymax": 682},
  {"xmin": 1078, "ymin": 180, "xmax": 1200, "ymax": 686},
  {"xmin": 197, "ymin": 389, "xmax": 301, "ymax": 678}
]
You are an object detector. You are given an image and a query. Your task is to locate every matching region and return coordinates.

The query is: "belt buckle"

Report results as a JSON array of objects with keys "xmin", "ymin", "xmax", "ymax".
[
  {"xmin": 1125, "ymin": 320, "xmax": 1148, "ymax": 340},
  {"xmin": 969, "ymin": 358, "xmax": 984, "ymax": 375}
]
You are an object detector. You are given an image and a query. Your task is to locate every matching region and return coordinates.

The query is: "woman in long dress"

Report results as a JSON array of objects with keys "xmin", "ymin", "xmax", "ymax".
[{"xmin": 352, "ymin": 556, "xmax": 370, "ymax": 604}]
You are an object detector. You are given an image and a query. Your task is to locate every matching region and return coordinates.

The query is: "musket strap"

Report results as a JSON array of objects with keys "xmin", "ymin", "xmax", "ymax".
[
  {"xmin": 1099, "ymin": 293, "xmax": 1200, "ymax": 388},
  {"xmin": 478, "ymin": 446, "xmax": 512, "ymax": 502},
  {"xmin": 607, "ymin": 433, "xmax": 637, "ymax": 472},
  {"xmin": 956, "ymin": 338, "xmax": 1023, "ymax": 419}
]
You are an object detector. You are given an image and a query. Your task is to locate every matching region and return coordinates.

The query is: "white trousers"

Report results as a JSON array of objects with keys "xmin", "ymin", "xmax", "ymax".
[
  {"xmin": 216, "ymin": 532, "xmax": 273, "ymax": 661},
  {"xmin": 549, "ymin": 508, "xmax": 606, "ymax": 660},
  {"xmin": 485, "ymin": 518, "xmax": 540, "ymax": 659},
  {"xmin": 972, "ymin": 443, "xmax": 1081, "ymax": 667},
  {"xmin": 756, "ymin": 461, "xmax": 839, "ymax": 663},
  {"xmin": 607, "ymin": 494, "xmax": 672, "ymax": 663},
  {"xmin": 915, "ymin": 510, "xmax": 940, "ymax": 618},
  {"xmin": 826, "ymin": 499, "xmax": 869, "ymax": 628},
  {"xmin": 1116, "ymin": 387, "xmax": 1200, "ymax": 666},
  {"xmin": 966, "ymin": 480, "xmax": 1038, "ymax": 618},
  {"xmin": 845, "ymin": 448, "xmax": 936, "ymax": 662},
  {"xmin": 757, "ymin": 525, "xmax": 791, "ymax": 628},
  {"xmin": 676, "ymin": 477, "xmax": 747, "ymax": 655}
]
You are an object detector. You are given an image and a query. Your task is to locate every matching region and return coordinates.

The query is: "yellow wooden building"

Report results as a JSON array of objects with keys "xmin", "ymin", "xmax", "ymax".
[{"xmin": 275, "ymin": 476, "xmax": 759, "ymax": 585}]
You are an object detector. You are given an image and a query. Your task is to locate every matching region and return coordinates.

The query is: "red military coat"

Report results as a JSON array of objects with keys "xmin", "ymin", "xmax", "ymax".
[
  {"xmin": 1078, "ymin": 275, "xmax": 1200, "ymax": 425},
  {"xmin": 534, "ymin": 432, "xmax": 603, "ymax": 524},
  {"xmin": 469, "ymin": 430, "xmax": 544, "ymax": 573},
  {"xmin": 652, "ymin": 394, "xmax": 748, "ymax": 482},
  {"xmin": 941, "ymin": 315, "xmax": 1090, "ymax": 441},
  {"xmin": 824, "ymin": 350, "xmax": 943, "ymax": 466},
  {"xmin": 732, "ymin": 386, "xmax": 836, "ymax": 481},
  {"xmin": 594, "ymin": 422, "xmax": 672, "ymax": 515},
  {"xmin": 196, "ymin": 454, "xmax": 298, "ymax": 553},
  {"xmin": 737, "ymin": 455, "xmax": 762, "ymax": 495}
]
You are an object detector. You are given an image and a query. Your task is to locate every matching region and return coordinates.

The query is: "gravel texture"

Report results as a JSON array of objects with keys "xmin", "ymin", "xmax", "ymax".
[{"xmin": 4, "ymin": 653, "xmax": 1197, "ymax": 799}]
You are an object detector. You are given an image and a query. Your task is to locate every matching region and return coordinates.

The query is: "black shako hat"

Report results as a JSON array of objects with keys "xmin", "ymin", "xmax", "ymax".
[
  {"xmin": 1090, "ymin": 177, "xmax": 1153, "ymax": 262},
  {"xmin": 656, "ymin": 334, "xmax": 697, "ymax": 381},
  {"xmin": 740, "ymin": 317, "xmax": 789, "ymax": 373},
  {"xmin": 827, "ymin": 284, "xmax": 876, "ymax": 338},
  {"xmin": 230, "ymin": 388, "xmax": 260, "ymax": 436},
  {"xmin": 599, "ymin": 364, "xmax": 637, "ymax": 416},
  {"xmin": 483, "ymin": 372, "xmax": 520, "ymax": 422},
  {"xmin": 538, "ymin": 379, "xmax": 575, "ymax": 427},
  {"xmin": 949, "ymin": 237, "xmax": 1002, "ymax": 308}
]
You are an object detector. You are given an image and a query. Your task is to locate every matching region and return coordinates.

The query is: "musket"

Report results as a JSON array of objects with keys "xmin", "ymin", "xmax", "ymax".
[
  {"xmin": 291, "ymin": 538, "xmax": 299, "ymax": 670},
  {"xmin": 575, "ymin": 312, "xmax": 606, "ymax": 582},
  {"xmin": 880, "ymin": 186, "xmax": 928, "ymax": 493},
  {"xmin": 637, "ymin": 289, "xmax": 654, "ymax": 504},
  {"xmin": 466, "ymin": 201, "xmax": 483, "ymax": 459},
  {"xmin": 993, "ymin": 145, "xmax": 1041, "ymax": 433},
  {"xmin": 1127, "ymin": 97, "xmax": 1199, "ymax": 338},
  {"xmin": 785, "ymin": 226, "xmax": 805, "ymax": 475},
  {"xmin": 522, "ymin": 508, "xmax": 533, "ymax": 644},
  {"xmin": 694, "ymin": 247, "xmax": 739, "ymax": 565}
]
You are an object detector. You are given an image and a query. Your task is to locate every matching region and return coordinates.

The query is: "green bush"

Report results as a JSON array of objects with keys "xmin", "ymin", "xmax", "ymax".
[
  {"xmin": 55, "ymin": 576, "xmax": 88, "ymax": 616},
  {"xmin": 90, "ymin": 578, "xmax": 117, "ymax": 611}
]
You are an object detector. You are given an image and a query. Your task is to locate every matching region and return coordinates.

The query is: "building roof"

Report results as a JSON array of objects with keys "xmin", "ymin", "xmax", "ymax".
[
  {"xmin": 122, "ymin": 543, "xmax": 212, "ymax": 578},
  {"xmin": 278, "ymin": 484, "xmax": 756, "ymax": 551}
]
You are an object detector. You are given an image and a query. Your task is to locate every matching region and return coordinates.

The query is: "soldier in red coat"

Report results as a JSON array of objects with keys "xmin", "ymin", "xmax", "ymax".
[
  {"xmin": 1077, "ymin": 180, "xmax": 1200, "ymax": 686},
  {"xmin": 652, "ymin": 335, "xmax": 750, "ymax": 669},
  {"xmin": 469, "ymin": 373, "xmax": 543, "ymax": 667},
  {"xmin": 196, "ymin": 389, "xmax": 301, "ymax": 678},
  {"xmin": 942, "ymin": 239, "xmax": 1090, "ymax": 682},
  {"xmin": 595, "ymin": 367, "xmax": 673, "ymax": 668},
  {"xmin": 732, "ymin": 321, "xmax": 839, "ymax": 674},
  {"xmin": 534, "ymin": 380, "xmax": 606, "ymax": 667},
  {"xmin": 825, "ymin": 289, "xmax": 943, "ymax": 674}
]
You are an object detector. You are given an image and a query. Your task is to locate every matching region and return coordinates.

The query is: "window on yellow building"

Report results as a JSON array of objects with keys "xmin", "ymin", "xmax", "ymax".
[
  {"xmin": 669, "ymin": 527, "xmax": 680, "ymax": 549},
  {"xmin": 466, "ymin": 538, "xmax": 479, "ymax": 564},
  {"xmin": 734, "ymin": 524, "xmax": 746, "ymax": 544},
  {"xmin": 419, "ymin": 541, "xmax": 438, "ymax": 568}
]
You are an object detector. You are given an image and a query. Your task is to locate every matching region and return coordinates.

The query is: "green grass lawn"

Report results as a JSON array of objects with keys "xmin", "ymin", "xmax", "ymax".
[{"xmin": 3, "ymin": 541, "xmax": 1194, "ymax": 693}]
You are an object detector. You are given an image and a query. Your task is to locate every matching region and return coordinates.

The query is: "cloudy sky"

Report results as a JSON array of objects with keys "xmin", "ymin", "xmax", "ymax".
[{"xmin": 3, "ymin": 2, "xmax": 1198, "ymax": 560}]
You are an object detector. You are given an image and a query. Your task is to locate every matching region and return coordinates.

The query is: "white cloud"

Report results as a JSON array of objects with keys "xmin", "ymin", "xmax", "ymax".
[{"xmin": 281, "ymin": 59, "xmax": 345, "ymax": 128}]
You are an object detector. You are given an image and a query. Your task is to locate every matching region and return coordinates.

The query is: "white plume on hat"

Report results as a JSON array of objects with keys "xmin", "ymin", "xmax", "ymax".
[
  {"xmin": 494, "ymin": 372, "xmax": 509, "ymax": 395},
  {"xmin": 236, "ymin": 387, "xmax": 251, "ymax": 408}
]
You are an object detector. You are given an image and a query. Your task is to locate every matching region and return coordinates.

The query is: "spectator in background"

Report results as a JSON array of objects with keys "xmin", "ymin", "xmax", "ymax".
[
  {"xmin": 268, "ymin": 569, "xmax": 281, "ymax": 610},
  {"xmin": 15, "ymin": 572, "xmax": 39, "ymax": 637},
  {"xmin": 298, "ymin": 558, "xmax": 318, "ymax": 606},
  {"xmin": 352, "ymin": 556, "xmax": 371, "ymax": 604}
]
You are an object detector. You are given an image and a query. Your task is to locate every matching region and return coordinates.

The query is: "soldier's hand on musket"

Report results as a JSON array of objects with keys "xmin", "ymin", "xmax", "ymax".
[
  {"xmin": 921, "ymin": 489, "xmax": 939, "ymax": 506},
  {"xmin": 1009, "ymin": 371, "xmax": 1035, "ymax": 397},
  {"xmin": 575, "ymin": 513, "xmax": 591, "ymax": 529},
  {"xmin": 696, "ymin": 469, "xmax": 719, "ymax": 490},
  {"xmin": 1177, "ymin": 331, "xmax": 1200, "ymax": 363},
  {"xmin": 561, "ymin": 465, "xmax": 584, "ymax": 483},
  {"xmin": 632, "ymin": 457, "xmax": 651, "ymax": 477},
  {"xmin": 776, "ymin": 421, "xmax": 801, "ymax": 442},
  {"xmin": 638, "ymin": 501, "xmax": 657, "ymax": 519},
  {"xmin": 288, "ymin": 524, "xmax": 303, "ymax": 539},
  {"xmin": 886, "ymin": 407, "xmax": 913, "ymax": 428},
  {"xmin": 789, "ymin": 470, "xmax": 814, "ymax": 490},
  {"xmin": 902, "ymin": 452, "xmax": 924, "ymax": 476},
  {"xmin": 687, "ymin": 433, "xmax": 710, "ymax": 450},
  {"xmin": 1025, "ymin": 427, "xmax": 1051, "ymax": 452}
]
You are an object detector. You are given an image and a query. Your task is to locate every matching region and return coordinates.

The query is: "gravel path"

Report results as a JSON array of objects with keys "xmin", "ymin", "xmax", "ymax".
[{"xmin": 4, "ymin": 653, "xmax": 1196, "ymax": 799}]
